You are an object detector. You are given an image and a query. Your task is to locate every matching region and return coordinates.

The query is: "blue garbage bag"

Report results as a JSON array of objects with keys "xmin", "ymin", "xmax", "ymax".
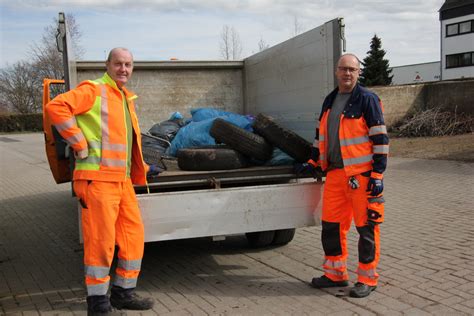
[
  {"xmin": 264, "ymin": 148, "xmax": 295, "ymax": 166},
  {"xmin": 166, "ymin": 113, "xmax": 252, "ymax": 156},
  {"xmin": 191, "ymin": 108, "xmax": 253, "ymax": 130}
]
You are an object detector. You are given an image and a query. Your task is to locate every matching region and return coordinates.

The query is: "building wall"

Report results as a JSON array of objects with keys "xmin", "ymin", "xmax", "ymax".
[
  {"xmin": 76, "ymin": 61, "xmax": 244, "ymax": 132},
  {"xmin": 372, "ymin": 79, "xmax": 474, "ymax": 127},
  {"xmin": 441, "ymin": 14, "xmax": 474, "ymax": 80},
  {"xmin": 391, "ymin": 62, "xmax": 440, "ymax": 85}
]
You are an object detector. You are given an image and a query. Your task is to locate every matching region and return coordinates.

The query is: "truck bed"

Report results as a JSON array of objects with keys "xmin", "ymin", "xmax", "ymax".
[{"xmin": 137, "ymin": 164, "xmax": 311, "ymax": 193}]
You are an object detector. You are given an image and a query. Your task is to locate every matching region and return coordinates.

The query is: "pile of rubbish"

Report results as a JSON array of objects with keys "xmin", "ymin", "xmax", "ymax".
[{"xmin": 141, "ymin": 108, "xmax": 311, "ymax": 171}]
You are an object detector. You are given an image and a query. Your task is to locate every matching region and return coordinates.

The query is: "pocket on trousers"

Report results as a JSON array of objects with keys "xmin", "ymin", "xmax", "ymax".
[
  {"xmin": 73, "ymin": 180, "xmax": 91, "ymax": 209},
  {"xmin": 367, "ymin": 195, "xmax": 384, "ymax": 224}
]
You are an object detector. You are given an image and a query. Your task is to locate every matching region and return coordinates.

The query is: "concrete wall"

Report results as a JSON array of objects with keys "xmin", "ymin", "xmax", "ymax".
[
  {"xmin": 372, "ymin": 79, "xmax": 474, "ymax": 126},
  {"xmin": 76, "ymin": 61, "xmax": 244, "ymax": 131}
]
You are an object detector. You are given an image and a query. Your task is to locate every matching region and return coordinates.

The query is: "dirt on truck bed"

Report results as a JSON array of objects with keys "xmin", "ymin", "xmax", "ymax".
[{"xmin": 389, "ymin": 133, "xmax": 474, "ymax": 163}]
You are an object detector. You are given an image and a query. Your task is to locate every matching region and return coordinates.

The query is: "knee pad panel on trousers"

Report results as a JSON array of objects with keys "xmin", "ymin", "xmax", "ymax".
[
  {"xmin": 322, "ymin": 221, "xmax": 342, "ymax": 256},
  {"xmin": 356, "ymin": 224, "xmax": 375, "ymax": 264}
]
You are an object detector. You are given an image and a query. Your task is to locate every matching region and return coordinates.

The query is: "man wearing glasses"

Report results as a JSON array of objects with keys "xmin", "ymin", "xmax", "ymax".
[{"xmin": 296, "ymin": 54, "xmax": 389, "ymax": 298}]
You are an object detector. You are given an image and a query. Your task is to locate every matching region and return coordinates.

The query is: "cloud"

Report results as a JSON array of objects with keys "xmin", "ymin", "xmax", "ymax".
[{"xmin": 1, "ymin": 0, "xmax": 446, "ymax": 67}]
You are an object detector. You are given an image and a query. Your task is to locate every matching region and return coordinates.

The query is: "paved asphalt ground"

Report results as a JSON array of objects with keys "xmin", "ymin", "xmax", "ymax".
[{"xmin": 1, "ymin": 133, "xmax": 473, "ymax": 315}]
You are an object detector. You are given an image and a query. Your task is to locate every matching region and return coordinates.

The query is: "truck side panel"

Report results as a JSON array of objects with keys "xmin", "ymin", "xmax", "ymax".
[
  {"xmin": 244, "ymin": 18, "xmax": 343, "ymax": 142},
  {"xmin": 139, "ymin": 181, "xmax": 322, "ymax": 242}
]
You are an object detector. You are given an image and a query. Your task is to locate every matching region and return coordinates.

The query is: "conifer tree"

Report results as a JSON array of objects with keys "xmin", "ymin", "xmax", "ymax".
[{"xmin": 360, "ymin": 34, "xmax": 393, "ymax": 86}]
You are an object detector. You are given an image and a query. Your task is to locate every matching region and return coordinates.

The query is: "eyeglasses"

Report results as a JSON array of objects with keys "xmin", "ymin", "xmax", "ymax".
[{"xmin": 337, "ymin": 67, "xmax": 359, "ymax": 73}]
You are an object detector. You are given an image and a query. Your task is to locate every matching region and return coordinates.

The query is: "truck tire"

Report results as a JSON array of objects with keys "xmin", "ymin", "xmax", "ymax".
[
  {"xmin": 252, "ymin": 113, "xmax": 311, "ymax": 162},
  {"xmin": 210, "ymin": 118, "xmax": 273, "ymax": 161},
  {"xmin": 177, "ymin": 146, "xmax": 248, "ymax": 171},
  {"xmin": 272, "ymin": 228, "xmax": 296, "ymax": 245},
  {"xmin": 245, "ymin": 230, "xmax": 276, "ymax": 248}
]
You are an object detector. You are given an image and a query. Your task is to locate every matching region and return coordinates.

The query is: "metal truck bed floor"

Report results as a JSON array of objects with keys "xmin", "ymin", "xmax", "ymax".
[{"xmin": 136, "ymin": 165, "xmax": 312, "ymax": 192}]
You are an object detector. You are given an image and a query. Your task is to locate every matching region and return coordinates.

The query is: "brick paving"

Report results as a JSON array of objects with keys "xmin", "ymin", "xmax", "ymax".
[{"xmin": 0, "ymin": 133, "xmax": 473, "ymax": 315}]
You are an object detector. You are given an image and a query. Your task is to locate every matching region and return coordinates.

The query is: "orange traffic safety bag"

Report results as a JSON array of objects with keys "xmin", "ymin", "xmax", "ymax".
[{"xmin": 42, "ymin": 78, "xmax": 72, "ymax": 184}]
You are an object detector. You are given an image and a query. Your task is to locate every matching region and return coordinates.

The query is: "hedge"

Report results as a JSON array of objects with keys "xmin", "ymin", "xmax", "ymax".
[{"xmin": 0, "ymin": 113, "xmax": 43, "ymax": 133}]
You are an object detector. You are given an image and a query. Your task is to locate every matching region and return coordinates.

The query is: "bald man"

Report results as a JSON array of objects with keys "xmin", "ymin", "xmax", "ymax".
[
  {"xmin": 47, "ymin": 48, "xmax": 154, "ymax": 314},
  {"xmin": 295, "ymin": 54, "xmax": 389, "ymax": 298}
]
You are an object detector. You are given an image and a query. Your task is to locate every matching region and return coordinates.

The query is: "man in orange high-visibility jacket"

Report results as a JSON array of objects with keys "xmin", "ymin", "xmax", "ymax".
[
  {"xmin": 295, "ymin": 53, "xmax": 389, "ymax": 298},
  {"xmin": 46, "ymin": 48, "xmax": 154, "ymax": 314}
]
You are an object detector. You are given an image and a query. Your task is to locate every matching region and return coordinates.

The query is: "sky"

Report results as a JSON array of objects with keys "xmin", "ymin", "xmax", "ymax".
[{"xmin": 1, "ymin": 0, "xmax": 445, "ymax": 68}]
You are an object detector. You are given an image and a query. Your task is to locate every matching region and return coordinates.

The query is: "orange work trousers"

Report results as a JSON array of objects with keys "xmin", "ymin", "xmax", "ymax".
[
  {"xmin": 73, "ymin": 178, "xmax": 145, "ymax": 296},
  {"xmin": 321, "ymin": 168, "xmax": 382, "ymax": 286}
]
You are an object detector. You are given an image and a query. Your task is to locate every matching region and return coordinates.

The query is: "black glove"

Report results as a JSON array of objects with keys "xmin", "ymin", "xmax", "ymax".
[
  {"xmin": 147, "ymin": 164, "xmax": 162, "ymax": 177},
  {"xmin": 294, "ymin": 162, "xmax": 323, "ymax": 180},
  {"xmin": 367, "ymin": 177, "xmax": 383, "ymax": 196}
]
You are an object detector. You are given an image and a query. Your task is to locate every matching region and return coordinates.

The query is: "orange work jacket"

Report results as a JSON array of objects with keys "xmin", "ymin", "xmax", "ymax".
[
  {"xmin": 45, "ymin": 73, "xmax": 147, "ymax": 185},
  {"xmin": 311, "ymin": 84, "xmax": 389, "ymax": 179}
]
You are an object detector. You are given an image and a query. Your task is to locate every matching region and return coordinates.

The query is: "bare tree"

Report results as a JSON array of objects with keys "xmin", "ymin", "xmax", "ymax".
[
  {"xmin": 220, "ymin": 25, "xmax": 231, "ymax": 60},
  {"xmin": 0, "ymin": 102, "xmax": 9, "ymax": 114},
  {"xmin": 30, "ymin": 13, "xmax": 84, "ymax": 81},
  {"xmin": 258, "ymin": 38, "xmax": 270, "ymax": 52},
  {"xmin": 219, "ymin": 25, "xmax": 243, "ymax": 60},
  {"xmin": 0, "ymin": 62, "xmax": 41, "ymax": 113},
  {"xmin": 292, "ymin": 15, "xmax": 303, "ymax": 36},
  {"xmin": 0, "ymin": 13, "xmax": 84, "ymax": 114},
  {"xmin": 230, "ymin": 27, "xmax": 242, "ymax": 59}
]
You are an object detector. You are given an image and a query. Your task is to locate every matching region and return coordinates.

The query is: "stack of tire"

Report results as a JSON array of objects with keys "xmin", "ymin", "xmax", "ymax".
[
  {"xmin": 177, "ymin": 114, "xmax": 312, "ymax": 248},
  {"xmin": 177, "ymin": 113, "xmax": 311, "ymax": 171}
]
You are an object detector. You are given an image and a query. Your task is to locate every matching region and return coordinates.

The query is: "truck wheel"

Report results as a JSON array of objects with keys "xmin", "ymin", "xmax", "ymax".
[
  {"xmin": 245, "ymin": 230, "xmax": 276, "ymax": 248},
  {"xmin": 272, "ymin": 228, "xmax": 296, "ymax": 245},
  {"xmin": 252, "ymin": 113, "xmax": 311, "ymax": 162},
  {"xmin": 210, "ymin": 118, "xmax": 273, "ymax": 161},
  {"xmin": 177, "ymin": 146, "xmax": 248, "ymax": 171}
]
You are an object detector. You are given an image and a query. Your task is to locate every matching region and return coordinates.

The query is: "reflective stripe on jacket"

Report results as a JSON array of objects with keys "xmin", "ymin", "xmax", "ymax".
[
  {"xmin": 46, "ymin": 73, "xmax": 147, "ymax": 185},
  {"xmin": 311, "ymin": 84, "xmax": 389, "ymax": 177}
]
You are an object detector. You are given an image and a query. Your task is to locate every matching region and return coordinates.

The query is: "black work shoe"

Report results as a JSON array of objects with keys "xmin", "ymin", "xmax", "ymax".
[
  {"xmin": 110, "ymin": 286, "xmax": 154, "ymax": 310},
  {"xmin": 349, "ymin": 282, "xmax": 377, "ymax": 298},
  {"xmin": 87, "ymin": 295, "xmax": 112, "ymax": 316},
  {"xmin": 311, "ymin": 275, "xmax": 349, "ymax": 288}
]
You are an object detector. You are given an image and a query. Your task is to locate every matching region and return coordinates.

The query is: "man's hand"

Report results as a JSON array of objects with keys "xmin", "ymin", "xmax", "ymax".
[
  {"xmin": 294, "ymin": 162, "xmax": 323, "ymax": 180},
  {"xmin": 147, "ymin": 164, "xmax": 162, "ymax": 177},
  {"xmin": 367, "ymin": 178, "xmax": 383, "ymax": 196},
  {"xmin": 74, "ymin": 149, "xmax": 88, "ymax": 160}
]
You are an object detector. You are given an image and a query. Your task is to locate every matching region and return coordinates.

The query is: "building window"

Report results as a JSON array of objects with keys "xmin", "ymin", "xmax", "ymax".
[
  {"xmin": 460, "ymin": 21, "xmax": 472, "ymax": 33},
  {"xmin": 447, "ymin": 23, "xmax": 459, "ymax": 36},
  {"xmin": 446, "ymin": 20, "xmax": 474, "ymax": 37},
  {"xmin": 446, "ymin": 52, "xmax": 474, "ymax": 68}
]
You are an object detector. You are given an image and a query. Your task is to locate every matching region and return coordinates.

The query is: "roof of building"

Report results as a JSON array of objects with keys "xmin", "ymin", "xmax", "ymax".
[{"xmin": 439, "ymin": 0, "xmax": 474, "ymax": 12}]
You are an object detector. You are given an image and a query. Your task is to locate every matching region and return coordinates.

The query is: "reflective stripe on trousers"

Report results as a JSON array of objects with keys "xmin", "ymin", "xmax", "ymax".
[
  {"xmin": 113, "ymin": 258, "xmax": 142, "ymax": 289},
  {"xmin": 323, "ymin": 258, "xmax": 349, "ymax": 281}
]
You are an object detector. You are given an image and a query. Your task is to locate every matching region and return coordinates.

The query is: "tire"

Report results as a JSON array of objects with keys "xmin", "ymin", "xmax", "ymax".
[
  {"xmin": 272, "ymin": 228, "xmax": 296, "ymax": 245},
  {"xmin": 210, "ymin": 118, "xmax": 273, "ymax": 161},
  {"xmin": 177, "ymin": 146, "xmax": 248, "ymax": 171},
  {"xmin": 252, "ymin": 113, "xmax": 311, "ymax": 162},
  {"xmin": 246, "ymin": 230, "xmax": 276, "ymax": 248}
]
